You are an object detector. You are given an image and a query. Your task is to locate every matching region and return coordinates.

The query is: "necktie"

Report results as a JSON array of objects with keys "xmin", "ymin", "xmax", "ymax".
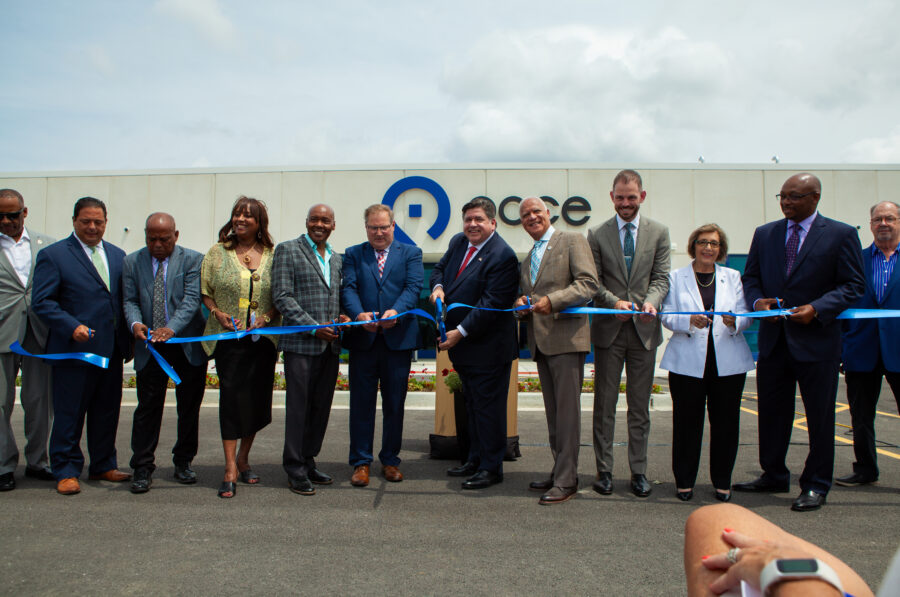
[
  {"xmin": 152, "ymin": 260, "xmax": 167, "ymax": 329},
  {"xmin": 785, "ymin": 222, "xmax": 800, "ymax": 276},
  {"xmin": 623, "ymin": 223, "xmax": 635, "ymax": 275},
  {"xmin": 456, "ymin": 246, "xmax": 477, "ymax": 279},
  {"xmin": 530, "ymin": 240, "xmax": 546, "ymax": 285},
  {"xmin": 376, "ymin": 250, "xmax": 387, "ymax": 278},
  {"xmin": 91, "ymin": 245, "xmax": 109, "ymax": 290}
]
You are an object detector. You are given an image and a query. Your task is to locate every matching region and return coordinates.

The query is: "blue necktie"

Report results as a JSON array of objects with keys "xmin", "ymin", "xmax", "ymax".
[{"xmin": 530, "ymin": 240, "xmax": 546, "ymax": 285}]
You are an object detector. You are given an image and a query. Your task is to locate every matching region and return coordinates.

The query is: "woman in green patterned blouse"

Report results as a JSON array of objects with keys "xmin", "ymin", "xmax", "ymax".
[{"xmin": 201, "ymin": 196, "xmax": 280, "ymax": 499}]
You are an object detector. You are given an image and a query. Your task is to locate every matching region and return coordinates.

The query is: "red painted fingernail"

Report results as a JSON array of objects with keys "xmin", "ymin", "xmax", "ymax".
[
  {"xmin": 723, "ymin": 527, "xmax": 734, "ymax": 533},
  {"xmin": 702, "ymin": 555, "xmax": 709, "ymax": 560}
]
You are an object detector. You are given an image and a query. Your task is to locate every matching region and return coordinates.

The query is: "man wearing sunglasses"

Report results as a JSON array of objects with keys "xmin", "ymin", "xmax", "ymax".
[{"xmin": 0, "ymin": 189, "xmax": 55, "ymax": 491}]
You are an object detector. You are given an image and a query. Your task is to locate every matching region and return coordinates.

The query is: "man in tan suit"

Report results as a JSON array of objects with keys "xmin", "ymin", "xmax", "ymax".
[
  {"xmin": 514, "ymin": 197, "xmax": 598, "ymax": 505},
  {"xmin": 587, "ymin": 169, "xmax": 670, "ymax": 498}
]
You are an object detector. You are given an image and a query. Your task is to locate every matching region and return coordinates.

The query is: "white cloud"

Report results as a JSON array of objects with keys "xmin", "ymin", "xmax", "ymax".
[
  {"xmin": 845, "ymin": 128, "xmax": 900, "ymax": 163},
  {"xmin": 154, "ymin": 0, "xmax": 236, "ymax": 48}
]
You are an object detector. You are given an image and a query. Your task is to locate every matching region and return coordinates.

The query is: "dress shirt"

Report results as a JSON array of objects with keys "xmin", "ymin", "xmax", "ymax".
[
  {"xmin": 616, "ymin": 214, "xmax": 640, "ymax": 251},
  {"xmin": 303, "ymin": 234, "xmax": 333, "ymax": 288},
  {"xmin": 445, "ymin": 231, "xmax": 495, "ymax": 338},
  {"xmin": 0, "ymin": 226, "xmax": 32, "ymax": 286},
  {"xmin": 74, "ymin": 234, "xmax": 110, "ymax": 275},
  {"xmin": 534, "ymin": 225, "xmax": 555, "ymax": 262},
  {"xmin": 872, "ymin": 242, "xmax": 899, "ymax": 303},
  {"xmin": 785, "ymin": 211, "xmax": 817, "ymax": 251}
]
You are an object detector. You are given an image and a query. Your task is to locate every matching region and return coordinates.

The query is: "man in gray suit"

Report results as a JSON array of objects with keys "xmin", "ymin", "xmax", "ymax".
[
  {"xmin": 273, "ymin": 204, "xmax": 349, "ymax": 496},
  {"xmin": 514, "ymin": 197, "xmax": 599, "ymax": 505},
  {"xmin": 587, "ymin": 169, "xmax": 670, "ymax": 498},
  {"xmin": 122, "ymin": 213, "xmax": 207, "ymax": 493},
  {"xmin": 0, "ymin": 189, "xmax": 54, "ymax": 491}
]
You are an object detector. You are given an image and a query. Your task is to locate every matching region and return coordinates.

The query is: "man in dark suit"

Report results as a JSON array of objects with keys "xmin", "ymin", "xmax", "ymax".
[
  {"xmin": 341, "ymin": 204, "xmax": 423, "ymax": 486},
  {"xmin": 122, "ymin": 213, "xmax": 207, "ymax": 494},
  {"xmin": 0, "ymin": 189, "xmax": 54, "ymax": 491},
  {"xmin": 735, "ymin": 173, "xmax": 865, "ymax": 511},
  {"xmin": 273, "ymin": 204, "xmax": 347, "ymax": 496},
  {"xmin": 429, "ymin": 197, "xmax": 519, "ymax": 490},
  {"xmin": 836, "ymin": 200, "xmax": 900, "ymax": 487},
  {"xmin": 32, "ymin": 197, "xmax": 133, "ymax": 495}
]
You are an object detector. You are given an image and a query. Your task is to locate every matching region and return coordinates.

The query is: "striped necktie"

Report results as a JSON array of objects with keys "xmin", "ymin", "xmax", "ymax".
[
  {"xmin": 376, "ymin": 250, "xmax": 387, "ymax": 278},
  {"xmin": 530, "ymin": 240, "xmax": 546, "ymax": 284}
]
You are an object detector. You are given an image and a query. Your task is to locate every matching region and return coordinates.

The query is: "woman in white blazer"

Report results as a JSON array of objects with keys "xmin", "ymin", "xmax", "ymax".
[{"xmin": 660, "ymin": 224, "xmax": 755, "ymax": 502}]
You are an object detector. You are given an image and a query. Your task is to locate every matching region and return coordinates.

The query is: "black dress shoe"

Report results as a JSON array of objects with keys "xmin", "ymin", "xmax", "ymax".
[
  {"xmin": 308, "ymin": 469, "xmax": 333, "ymax": 485},
  {"xmin": 631, "ymin": 474, "xmax": 651, "ymax": 497},
  {"xmin": 0, "ymin": 472, "xmax": 15, "ymax": 491},
  {"xmin": 676, "ymin": 489, "xmax": 693, "ymax": 501},
  {"xmin": 447, "ymin": 461, "xmax": 478, "ymax": 477},
  {"xmin": 288, "ymin": 475, "xmax": 315, "ymax": 496},
  {"xmin": 461, "ymin": 470, "xmax": 503, "ymax": 490},
  {"xmin": 25, "ymin": 466, "xmax": 55, "ymax": 481},
  {"xmin": 173, "ymin": 464, "xmax": 197, "ymax": 484},
  {"xmin": 715, "ymin": 490, "xmax": 732, "ymax": 502},
  {"xmin": 835, "ymin": 472, "xmax": 877, "ymax": 487},
  {"xmin": 732, "ymin": 476, "xmax": 789, "ymax": 493},
  {"xmin": 791, "ymin": 490, "xmax": 826, "ymax": 512},
  {"xmin": 529, "ymin": 478, "xmax": 553, "ymax": 492},
  {"xmin": 130, "ymin": 469, "xmax": 152, "ymax": 494},
  {"xmin": 592, "ymin": 472, "xmax": 613, "ymax": 495}
]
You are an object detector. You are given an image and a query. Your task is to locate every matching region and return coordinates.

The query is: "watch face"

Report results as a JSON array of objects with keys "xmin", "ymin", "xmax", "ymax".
[{"xmin": 777, "ymin": 559, "xmax": 819, "ymax": 573}]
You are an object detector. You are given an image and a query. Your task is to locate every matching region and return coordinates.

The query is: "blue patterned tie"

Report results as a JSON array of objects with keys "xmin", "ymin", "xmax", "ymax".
[
  {"xmin": 623, "ymin": 223, "xmax": 635, "ymax": 275},
  {"xmin": 530, "ymin": 240, "xmax": 545, "ymax": 285}
]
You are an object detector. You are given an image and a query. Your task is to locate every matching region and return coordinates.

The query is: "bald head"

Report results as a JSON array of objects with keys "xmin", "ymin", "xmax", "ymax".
[
  {"xmin": 779, "ymin": 173, "xmax": 822, "ymax": 222},
  {"xmin": 306, "ymin": 203, "xmax": 336, "ymax": 248},
  {"xmin": 144, "ymin": 212, "xmax": 179, "ymax": 260},
  {"xmin": 145, "ymin": 212, "xmax": 176, "ymax": 232}
]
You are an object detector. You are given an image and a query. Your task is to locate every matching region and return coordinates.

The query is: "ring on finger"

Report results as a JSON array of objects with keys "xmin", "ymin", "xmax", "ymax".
[{"xmin": 726, "ymin": 547, "xmax": 741, "ymax": 564}]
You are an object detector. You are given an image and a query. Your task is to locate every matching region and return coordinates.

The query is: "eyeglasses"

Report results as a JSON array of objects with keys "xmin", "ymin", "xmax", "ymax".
[
  {"xmin": 0, "ymin": 210, "xmax": 23, "ymax": 221},
  {"xmin": 871, "ymin": 216, "xmax": 898, "ymax": 225},
  {"xmin": 366, "ymin": 225, "xmax": 392, "ymax": 233},
  {"xmin": 694, "ymin": 239, "xmax": 721, "ymax": 248},
  {"xmin": 775, "ymin": 192, "xmax": 816, "ymax": 202}
]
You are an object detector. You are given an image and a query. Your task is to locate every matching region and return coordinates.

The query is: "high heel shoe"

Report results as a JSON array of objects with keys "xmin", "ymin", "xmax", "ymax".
[
  {"xmin": 676, "ymin": 489, "xmax": 693, "ymax": 501},
  {"xmin": 218, "ymin": 481, "xmax": 237, "ymax": 498},
  {"xmin": 715, "ymin": 490, "xmax": 732, "ymax": 502},
  {"xmin": 239, "ymin": 469, "xmax": 260, "ymax": 484}
]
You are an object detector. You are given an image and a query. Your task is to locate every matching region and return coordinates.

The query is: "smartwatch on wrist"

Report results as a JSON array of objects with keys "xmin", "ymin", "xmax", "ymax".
[{"xmin": 760, "ymin": 558, "xmax": 843, "ymax": 596}]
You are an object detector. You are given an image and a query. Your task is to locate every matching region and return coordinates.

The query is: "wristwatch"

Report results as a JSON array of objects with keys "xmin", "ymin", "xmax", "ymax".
[{"xmin": 760, "ymin": 558, "xmax": 843, "ymax": 596}]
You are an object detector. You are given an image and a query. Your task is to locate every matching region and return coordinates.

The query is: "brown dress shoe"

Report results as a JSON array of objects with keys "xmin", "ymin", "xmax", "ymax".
[
  {"xmin": 383, "ymin": 465, "xmax": 403, "ymax": 482},
  {"xmin": 57, "ymin": 477, "xmax": 81, "ymax": 495},
  {"xmin": 539, "ymin": 486, "xmax": 577, "ymax": 505},
  {"xmin": 88, "ymin": 469, "xmax": 131, "ymax": 482},
  {"xmin": 351, "ymin": 465, "xmax": 370, "ymax": 487}
]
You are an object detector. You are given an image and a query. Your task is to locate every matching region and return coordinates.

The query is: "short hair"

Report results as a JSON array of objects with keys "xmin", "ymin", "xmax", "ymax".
[
  {"xmin": 0, "ymin": 189, "xmax": 24, "ymax": 207},
  {"xmin": 217, "ymin": 196, "xmax": 274, "ymax": 249},
  {"xmin": 73, "ymin": 197, "xmax": 107, "ymax": 219},
  {"xmin": 462, "ymin": 196, "xmax": 496, "ymax": 219},
  {"xmin": 870, "ymin": 201, "xmax": 900, "ymax": 217},
  {"xmin": 364, "ymin": 204, "xmax": 393, "ymax": 223},
  {"xmin": 687, "ymin": 223, "xmax": 728, "ymax": 262},
  {"xmin": 612, "ymin": 169, "xmax": 643, "ymax": 191}
]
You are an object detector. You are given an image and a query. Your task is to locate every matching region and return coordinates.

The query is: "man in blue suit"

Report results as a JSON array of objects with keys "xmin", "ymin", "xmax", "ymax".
[
  {"xmin": 734, "ymin": 173, "xmax": 865, "ymax": 511},
  {"xmin": 836, "ymin": 200, "xmax": 900, "ymax": 487},
  {"xmin": 429, "ymin": 197, "xmax": 519, "ymax": 490},
  {"xmin": 122, "ymin": 213, "xmax": 207, "ymax": 493},
  {"xmin": 32, "ymin": 197, "xmax": 133, "ymax": 495},
  {"xmin": 341, "ymin": 204, "xmax": 423, "ymax": 486}
]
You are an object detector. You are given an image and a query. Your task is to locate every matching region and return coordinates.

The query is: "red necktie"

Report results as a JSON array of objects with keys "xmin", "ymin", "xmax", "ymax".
[
  {"xmin": 376, "ymin": 250, "xmax": 387, "ymax": 278},
  {"xmin": 456, "ymin": 246, "xmax": 477, "ymax": 279}
]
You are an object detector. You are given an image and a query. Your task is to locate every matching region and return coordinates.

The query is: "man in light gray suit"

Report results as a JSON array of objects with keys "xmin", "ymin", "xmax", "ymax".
[
  {"xmin": 0, "ymin": 188, "xmax": 55, "ymax": 491},
  {"xmin": 514, "ymin": 197, "xmax": 599, "ymax": 505},
  {"xmin": 122, "ymin": 213, "xmax": 208, "ymax": 493},
  {"xmin": 587, "ymin": 169, "xmax": 670, "ymax": 498},
  {"xmin": 273, "ymin": 204, "xmax": 349, "ymax": 496}
]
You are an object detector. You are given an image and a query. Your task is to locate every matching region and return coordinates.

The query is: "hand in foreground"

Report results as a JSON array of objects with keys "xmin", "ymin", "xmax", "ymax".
[
  {"xmin": 150, "ymin": 326, "xmax": 175, "ymax": 342},
  {"xmin": 614, "ymin": 300, "xmax": 637, "ymax": 321},
  {"xmin": 753, "ymin": 297, "xmax": 783, "ymax": 323},
  {"xmin": 380, "ymin": 309, "xmax": 399, "ymax": 329},
  {"xmin": 72, "ymin": 324, "xmax": 93, "ymax": 342},
  {"xmin": 438, "ymin": 329, "xmax": 462, "ymax": 351},
  {"xmin": 531, "ymin": 295, "xmax": 552, "ymax": 315},
  {"xmin": 638, "ymin": 302, "xmax": 657, "ymax": 323},
  {"xmin": 513, "ymin": 295, "xmax": 532, "ymax": 318},
  {"xmin": 357, "ymin": 311, "xmax": 379, "ymax": 333},
  {"xmin": 429, "ymin": 287, "xmax": 445, "ymax": 305},
  {"xmin": 133, "ymin": 323, "xmax": 149, "ymax": 342},
  {"xmin": 214, "ymin": 310, "xmax": 241, "ymax": 331},
  {"xmin": 789, "ymin": 304, "xmax": 817, "ymax": 325},
  {"xmin": 721, "ymin": 314, "xmax": 736, "ymax": 329},
  {"xmin": 314, "ymin": 323, "xmax": 339, "ymax": 342}
]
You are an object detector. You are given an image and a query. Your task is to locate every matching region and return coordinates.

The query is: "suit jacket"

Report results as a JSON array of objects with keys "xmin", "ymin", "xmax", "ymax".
[
  {"xmin": 587, "ymin": 215, "xmax": 671, "ymax": 350},
  {"xmin": 841, "ymin": 242, "xmax": 900, "ymax": 372},
  {"xmin": 31, "ymin": 234, "xmax": 132, "ymax": 362},
  {"xmin": 429, "ymin": 232, "xmax": 519, "ymax": 366},
  {"xmin": 341, "ymin": 240, "xmax": 423, "ymax": 352},
  {"xmin": 122, "ymin": 245, "xmax": 207, "ymax": 371},
  {"xmin": 659, "ymin": 264, "xmax": 755, "ymax": 378},
  {"xmin": 742, "ymin": 213, "xmax": 865, "ymax": 362},
  {"xmin": 272, "ymin": 236, "xmax": 343, "ymax": 356},
  {"xmin": 0, "ymin": 228, "xmax": 54, "ymax": 352},
  {"xmin": 520, "ymin": 230, "xmax": 599, "ymax": 356}
]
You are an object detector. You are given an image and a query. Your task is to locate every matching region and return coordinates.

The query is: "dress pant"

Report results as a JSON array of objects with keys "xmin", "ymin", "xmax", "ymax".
[
  {"xmin": 49, "ymin": 349, "xmax": 124, "ymax": 480},
  {"xmin": 455, "ymin": 361, "xmax": 512, "ymax": 475},
  {"xmin": 0, "ymin": 324, "xmax": 53, "ymax": 475},
  {"xmin": 592, "ymin": 320, "xmax": 656, "ymax": 475},
  {"xmin": 348, "ymin": 335, "xmax": 411, "ymax": 467},
  {"xmin": 756, "ymin": 335, "xmax": 839, "ymax": 495},
  {"xmin": 535, "ymin": 350, "xmax": 585, "ymax": 489},
  {"xmin": 669, "ymin": 371, "xmax": 746, "ymax": 490},
  {"xmin": 844, "ymin": 356, "xmax": 900, "ymax": 480},
  {"xmin": 129, "ymin": 343, "xmax": 207, "ymax": 473},
  {"xmin": 283, "ymin": 350, "xmax": 339, "ymax": 479}
]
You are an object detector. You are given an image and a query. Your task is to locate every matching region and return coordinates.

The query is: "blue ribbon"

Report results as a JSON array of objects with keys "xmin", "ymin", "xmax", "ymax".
[
  {"xmin": 435, "ymin": 297, "xmax": 447, "ymax": 343},
  {"xmin": 145, "ymin": 331, "xmax": 182, "ymax": 385},
  {"xmin": 8, "ymin": 340, "xmax": 109, "ymax": 369}
]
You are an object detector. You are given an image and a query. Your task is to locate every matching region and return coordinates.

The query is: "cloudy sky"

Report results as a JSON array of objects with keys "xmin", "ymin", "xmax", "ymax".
[{"xmin": 3, "ymin": 0, "xmax": 899, "ymax": 172}]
